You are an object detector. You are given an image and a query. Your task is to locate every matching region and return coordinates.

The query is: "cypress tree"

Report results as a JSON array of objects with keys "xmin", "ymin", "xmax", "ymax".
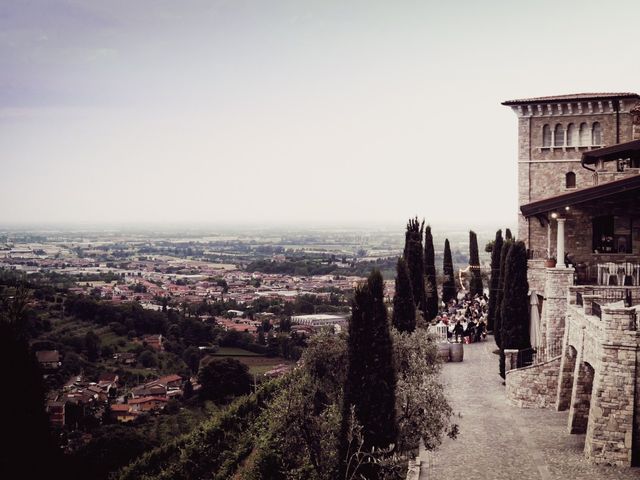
[
  {"xmin": 487, "ymin": 230, "xmax": 503, "ymax": 332},
  {"xmin": 505, "ymin": 228, "xmax": 513, "ymax": 241},
  {"xmin": 494, "ymin": 239, "xmax": 512, "ymax": 350},
  {"xmin": 442, "ymin": 239, "xmax": 457, "ymax": 304},
  {"xmin": 423, "ymin": 225, "xmax": 438, "ymax": 321},
  {"xmin": 392, "ymin": 258, "xmax": 416, "ymax": 332},
  {"xmin": 500, "ymin": 241, "xmax": 531, "ymax": 364},
  {"xmin": 468, "ymin": 230, "xmax": 483, "ymax": 296},
  {"xmin": 342, "ymin": 270, "xmax": 397, "ymax": 475},
  {"xmin": 403, "ymin": 218, "xmax": 426, "ymax": 315}
]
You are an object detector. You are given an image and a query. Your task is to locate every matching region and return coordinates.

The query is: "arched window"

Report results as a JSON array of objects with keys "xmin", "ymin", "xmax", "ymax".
[
  {"xmin": 554, "ymin": 124, "xmax": 565, "ymax": 147},
  {"xmin": 592, "ymin": 122, "xmax": 602, "ymax": 145},
  {"xmin": 566, "ymin": 123, "xmax": 577, "ymax": 146},
  {"xmin": 579, "ymin": 122, "xmax": 590, "ymax": 146},
  {"xmin": 565, "ymin": 171, "xmax": 576, "ymax": 188},
  {"xmin": 542, "ymin": 124, "xmax": 551, "ymax": 147}
]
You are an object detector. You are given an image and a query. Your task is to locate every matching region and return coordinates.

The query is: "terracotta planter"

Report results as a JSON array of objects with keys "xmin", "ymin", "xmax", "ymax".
[{"xmin": 545, "ymin": 259, "xmax": 557, "ymax": 268}]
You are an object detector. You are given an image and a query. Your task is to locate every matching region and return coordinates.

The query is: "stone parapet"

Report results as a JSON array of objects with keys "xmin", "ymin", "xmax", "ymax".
[
  {"xmin": 541, "ymin": 267, "xmax": 574, "ymax": 350},
  {"xmin": 506, "ymin": 355, "xmax": 561, "ymax": 408}
]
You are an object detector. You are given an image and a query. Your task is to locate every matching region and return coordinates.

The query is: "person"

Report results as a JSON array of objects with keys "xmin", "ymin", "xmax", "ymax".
[
  {"xmin": 452, "ymin": 320, "xmax": 464, "ymax": 343},
  {"xmin": 466, "ymin": 318, "xmax": 476, "ymax": 343},
  {"xmin": 475, "ymin": 319, "xmax": 486, "ymax": 342}
]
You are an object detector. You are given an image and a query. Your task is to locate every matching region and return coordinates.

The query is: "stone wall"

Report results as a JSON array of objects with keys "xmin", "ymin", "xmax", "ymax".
[
  {"xmin": 505, "ymin": 355, "xmax": 561, "ymax": 408},
  {"xmin": 527, "ymin": 259, "xmax": 547, "ymax": 294}
]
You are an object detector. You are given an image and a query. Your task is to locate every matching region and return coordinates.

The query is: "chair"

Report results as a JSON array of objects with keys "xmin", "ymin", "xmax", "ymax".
[{"xmin": 606, "ymin": 262, "xmax": 618, "ymax": 286}]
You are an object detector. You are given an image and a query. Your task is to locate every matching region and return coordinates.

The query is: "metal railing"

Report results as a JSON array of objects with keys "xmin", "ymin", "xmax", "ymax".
[{"xmin": 516, "ymin": 340, "xmax": 563, "ymax": 368}]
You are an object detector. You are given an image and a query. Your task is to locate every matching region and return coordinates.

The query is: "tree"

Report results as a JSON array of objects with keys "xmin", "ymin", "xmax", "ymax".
[
  {"xmin": 341, "ymin": 270, "xmax": 396, "ymax": 478},
  {"xmin": 0, "ymin": 284, "xmax": 61, "ymax": 477},
  {"xmin": 183, "ymin": 379, "xmax": 194, "ymax": 399},
  {"xmin": 468, "ymin": 230, "xmax": 483, "ymax": 296},
  {"xmin": 84, "ymin": 330, "xmax": 101, "ymax": 362},
  {"xmin": 182, "ymin": 346, "xmax": 201, "ymax": 374},
  {"xmin": 403, "ymin": 218, "xmax": 426, "ymax": 315},
  {"xmin": 139, "ymin": 350, "xmax": 158, "ymax": 368},
  {"xmin": 505, "ymin": 228, "xmax": 513, "ymax": 241},
  {"xmin": 423, "ymin": 225, "xmax": 438, "ymax": 321},
  {"xmin": 494, "ymin": 239, "xmax": 512, "ymax": 350},
  {"xmin": 198, "ymin": 357, "xmax": 252, "ymax": 403},
  {"xmin": 442, "ymin": 239, "xmax": 457, "ymax": 304},
  {"xmin": 500, "ymin": 241, "xmax": 531, "ymax": 374},
  {"xmin": 487, "ymin": 230, "xmax": 503, "ymax": 332},
  {"xmin": 392, "ymin": 258, "xmax": 415, "ymax": 333}
]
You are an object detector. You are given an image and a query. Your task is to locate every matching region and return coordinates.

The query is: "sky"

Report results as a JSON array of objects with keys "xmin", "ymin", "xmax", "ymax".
[{"xmin": 1, "ymin": 0, "xmax": 639, "ymax": 228}]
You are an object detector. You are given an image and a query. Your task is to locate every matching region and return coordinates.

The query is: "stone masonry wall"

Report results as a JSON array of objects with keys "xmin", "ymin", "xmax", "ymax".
[
  {"xmin": 540, "ymin": 268, "xmax": 574, "ymax": 350},
  {"xmin": 527, "ymin": 259, "xmax": 547, "ymax": 294},
  {"xmin": 506, "ymin": 355, "xmax": 561, "ymax": 408}
]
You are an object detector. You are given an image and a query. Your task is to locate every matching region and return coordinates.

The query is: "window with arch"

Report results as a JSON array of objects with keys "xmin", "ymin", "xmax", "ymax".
[
  {"xmin": 542, "ymin": 124, "xmax": 551, "ymax": 147},
  {"xmin": 554, "ymin": 124, "xmax": 565, "ymax": 146},
  {"xmin": 565, "ymin": 171, "xmax": 576, "ymax": 188},
  {"xmin": 566, "ymin": 123, "xmax": 577, "ymax": 146},
  {"xmin": 579, "ymin": 122, "xmax": 590, "ymax": 146},
  {"xmin": 592, "ymin": 122, "xmax": 602, "ymax": 145}
]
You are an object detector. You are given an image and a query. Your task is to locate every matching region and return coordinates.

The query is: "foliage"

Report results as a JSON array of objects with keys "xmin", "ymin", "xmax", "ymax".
[
  {"xmin": 0, "ymin": 284, "xmax": 62, "ymax": 477},
  {"xmin": 391, "ymin": 328, "xmax": 456, "ymax": 452},
  {"xmin": 468, "ymin": 230, "xmax": 483, "ymax": 296},
  {"xmin": 198, "ymin": 357, "xmax": 252, "ymax": 403},
  {"xmin": 392, "ymin": 258, "xmax": 415, "ymax": 333},
  {"xmin": 403, "ymin": 218, "xmax": 426, "ymax": 315},
  {"xmin": 487, "ymin": 230, "xmax": 503, "ymax": 332},
  {"xmin": 442, "ymin": 239, "xmax": 457, "ymax": 304},
  {"xmin": 500, "ymin": 241, "xmax": 530, "ymax": 366},
  {"xmin": 494, "ymin": 239, "xmax": 512, "ymax": 352},
  {"xmin": 423, "ymin": 225, "xmax": 438, "ymax": 321},
  {"xmin": 341, "ymin": 270, "xmax": 397, "ymax": 478}
]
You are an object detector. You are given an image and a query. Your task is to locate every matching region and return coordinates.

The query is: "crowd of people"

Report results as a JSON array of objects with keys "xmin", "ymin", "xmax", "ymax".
[{"xmin": 432, "ymin": 292, "xmax": 488, "ymax": 343}]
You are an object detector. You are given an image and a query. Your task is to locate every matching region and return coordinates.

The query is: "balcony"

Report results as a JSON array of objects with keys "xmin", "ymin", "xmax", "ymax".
[{"xmin": 569, "ymin": 285, "xmax": 639, "ymax": 328}]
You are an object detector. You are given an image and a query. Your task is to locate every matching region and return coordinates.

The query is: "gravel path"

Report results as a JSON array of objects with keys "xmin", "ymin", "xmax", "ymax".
[{"xmin": 419, "ymin": 337, "xmax": 639, "ymax": 480}]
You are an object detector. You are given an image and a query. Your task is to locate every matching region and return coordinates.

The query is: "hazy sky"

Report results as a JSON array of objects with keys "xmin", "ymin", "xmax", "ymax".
[{"xmin": 1, "ymin": 0, "xmax": 639, "ymax": 227}]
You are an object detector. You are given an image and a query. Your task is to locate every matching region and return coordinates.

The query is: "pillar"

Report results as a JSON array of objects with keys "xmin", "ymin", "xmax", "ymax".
[
  {"xmin": 568, "ymin": 360, "xmax": 594, "ymax": 434},
  {"xmin": 556, "ymin": 218, "xmax": 565, "ymax": 268}
]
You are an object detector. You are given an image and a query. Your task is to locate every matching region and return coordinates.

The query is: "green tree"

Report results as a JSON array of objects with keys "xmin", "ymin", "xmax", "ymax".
[
  {"xmin": 0, "ymin": 284, "xmax": 61, "ymax": 477},
  {"xmin": 84, "ymin": 330, "xmax": 101, "ymax": 363},
  {"xmin": 341, "ymin": 269, "xmax": 396, "ymax": 478},
  {"xmin": 487, "ymin": 229, "xmax": 503, "ymax": 332},
  {"xmin": 182, "ymin": 346, "xmax": 201, "ymax": 374},
  {"xmin": 505, "ymin": 228, "xmax": 513, "ymax": 241},
  {"xmin": 469, "ymin": 230, "xmax": 483, "ymax": 296},
  {"xmin": 442, "ymin": 239, "xmax": 457, "ymax": 304},
  {"xmin": 500, "ymin": 241, "xmax": 531, "ymax": 376},
  {"xmin": 423, "ymin": 225, "xmax": 438, "ymax": 321},
  {"xmin": 198, "ymin": 357, "xmax": 252, "ymax": 403},
  {"xmin": 403, "ymin": 218, "xmax": 426, "ymax": 315},
  {"xmin": 494, "ymin": 238, "xmax": 512, "ymax": 351},
  {"xmin": 139, "ymin": 350, "xmax": 158, "ymax": 368},
  {"xmin": 392, "ymin": 258, "xmax": 415, "ymax": 333}
]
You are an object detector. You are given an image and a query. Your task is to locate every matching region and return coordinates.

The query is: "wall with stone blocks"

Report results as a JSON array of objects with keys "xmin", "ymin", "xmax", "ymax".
[{"xmin": 505, "ymin": 355, "xmax": 561, "ymax": 408}]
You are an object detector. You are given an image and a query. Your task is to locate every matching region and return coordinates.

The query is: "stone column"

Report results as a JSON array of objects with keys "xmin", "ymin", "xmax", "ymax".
[
  {"xmin": 540, "ymin": 267, "xmax": 574, "ymax": 350},
  {"xmin": 556, "ymin": 218, "xmax": 566, "ymax": 268},
  {"xmin": 568, "ymin": 359, "xmax": 594, "ymax": 434},
  {"xmin": 556, "ymin": 336, "xmax": 577, "ymax": 411},
  {"xmin": 504, "ymin": 349, "xmax": 519, "ymax": 372}
]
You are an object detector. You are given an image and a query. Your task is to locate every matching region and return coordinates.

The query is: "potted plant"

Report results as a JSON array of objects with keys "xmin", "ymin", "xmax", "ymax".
[{"xmin": 545, "ymin": 256, "xmax": 557, "ymax": 268}]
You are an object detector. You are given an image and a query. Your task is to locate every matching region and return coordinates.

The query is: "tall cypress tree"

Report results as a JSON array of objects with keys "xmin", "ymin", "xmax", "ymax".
[
  {"xmin": 342, "ymin": 270, "xmax": 397, "ymax": 476},
  {"xmin": 423, "ymin": 225, "xmax": 438, "ymax": 321},
  {"xmin": 494, "ymin": 239, "xmax": 512, "ymax": 350},
  {"xmin": 468, "ymin": 230, "xmax": 483, "ymax": 296},
  {"xmin": 403, "ymin": 218, "xmax": 426, "ymax": 315},
  {"xmin": 487, "ymin": 229, "xmax": 503, "ymax": 332},
  {"xmin": 505, "ymin": 228, "xmax": 513, "ymax": 241},
  {"xmin": 392, "ymin": 258, "xmax": 416, "ymax": 332},
  {"xmin": 500, "ymin": 241, "xmax": 531, "ymax": 370},
  {"xmin": 442, "ymin": 239, "xmax": 457, "ymax": 304}
]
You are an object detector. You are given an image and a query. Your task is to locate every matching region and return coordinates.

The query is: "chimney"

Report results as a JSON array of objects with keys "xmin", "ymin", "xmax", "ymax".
[{"xmin": 632, "ymin": 103, "xmax": 640, "ymax": 141}]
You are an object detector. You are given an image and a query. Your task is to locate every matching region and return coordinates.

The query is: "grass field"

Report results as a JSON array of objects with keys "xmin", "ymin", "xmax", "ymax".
[{"xmin": 211, "ymin": 347, "xmax": 293, "ymax": 375}]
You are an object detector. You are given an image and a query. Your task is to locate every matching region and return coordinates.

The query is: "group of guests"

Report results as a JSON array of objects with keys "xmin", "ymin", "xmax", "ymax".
[{"xmin": 433, "ymin": 293, "xmax": 488, "ymax": 343}]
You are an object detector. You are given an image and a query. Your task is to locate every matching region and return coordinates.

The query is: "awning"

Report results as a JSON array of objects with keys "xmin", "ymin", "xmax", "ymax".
[
  {"xmin": 582, "ymin": 139, "xmax": 640, "ymax": 165},
  {"xmin": 520, "ymin": 175, "xmax": 640, "ymax": 218}
]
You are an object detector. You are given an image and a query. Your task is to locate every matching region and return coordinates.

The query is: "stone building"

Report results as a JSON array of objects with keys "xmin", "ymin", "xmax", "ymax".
[{"xmin": 502, "ymin": 92, "xmax": 640, "ymax": 467}]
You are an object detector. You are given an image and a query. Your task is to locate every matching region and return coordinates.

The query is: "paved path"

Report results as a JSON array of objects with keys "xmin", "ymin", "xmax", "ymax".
[{"xmin": 419, "ymin": 337, "xmax": 639, "ymax": 480}]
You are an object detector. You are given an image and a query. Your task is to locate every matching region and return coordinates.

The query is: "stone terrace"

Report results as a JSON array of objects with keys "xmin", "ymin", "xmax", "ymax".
[{"xmin": 419, "ymin": 338, "xmax": 639, "ymax": 480}]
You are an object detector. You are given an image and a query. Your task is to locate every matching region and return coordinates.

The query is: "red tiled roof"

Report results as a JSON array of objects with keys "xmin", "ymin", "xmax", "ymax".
[{"xmin": 502, "ymin": 92, "xmax": 639, "ymax": 105}]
